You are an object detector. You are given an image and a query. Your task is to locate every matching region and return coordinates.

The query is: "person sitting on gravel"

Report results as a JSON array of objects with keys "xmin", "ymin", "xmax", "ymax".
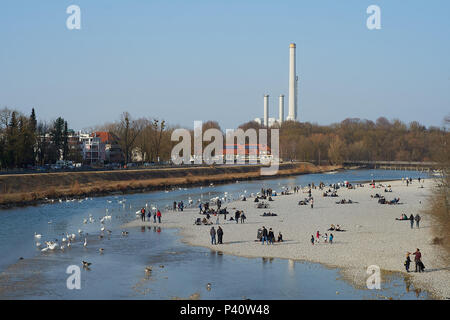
[
  {"xmin": 277, "ymin": 232, "xmax": 283, "ymax": 242},
  {"xmin": 396, "ymin": 213, "xmax": 409, "ymax": 221},
  {"xmin": 328, "ymin": 224, "xmax": 335, "ymax": 231}
]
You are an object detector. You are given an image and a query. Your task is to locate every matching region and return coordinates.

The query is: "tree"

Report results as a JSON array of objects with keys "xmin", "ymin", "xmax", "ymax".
[
  {"xmin": 328, "ymin": 136, "xmax": 346, "ymax": 165},
  {"xmin": 112, "ymin": 112, "xmax": 143, "ymax": 164}
]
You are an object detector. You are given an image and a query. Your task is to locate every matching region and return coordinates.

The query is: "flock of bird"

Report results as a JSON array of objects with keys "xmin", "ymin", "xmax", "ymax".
[{"xmin": 33, "ymin": 182, "xmax": 283, "ymax": 273}]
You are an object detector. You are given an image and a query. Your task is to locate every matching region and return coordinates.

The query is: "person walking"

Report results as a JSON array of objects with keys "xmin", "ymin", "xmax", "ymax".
[
  {"xmin": 173, "ymin": 201, "xmax": 177, "ymax": 211},
  {"xmin": 210, "ymin": 227, "xmax": 217, "ymax": 245},
  {"xmin": 404, "ymin": 252, "xmax": 412, "ymax": 273},
  {"xmin": 310, "ymin": 197, "xmax": 314, "ymax": 209},
  {"xmin": 199, "ymin": 203, "xmax": 203, "ymax": 213},
  {"xmin": 413, "ymin": 248, "xmax": 423, "ymax": 272},
  {"xmin": 153, "ymin": 210, "xmax": 157, "ymax": 223},
  {"xmin": 415, "ymin": 214, "xmax": 421, "ymax": 228},
  {"xmin": 268, "ymin": 228, "xmax": 275, "ymax": 244},
  {"xmin": 329, "ymin": 233, "xmax": 334, "ymax": 244},
  {"xmin": 147, "ymin": 209, "xmax": 151, "ymax": 221},
  {"xmin": 156, "ymin": 210, "xmax": 162, "ymax": 223},
  {"xmin": 311, "ymin": 235, "xmax": 315, "ymax": 245},
  {"xmin": 235, "ymin": 210, "xmax": 240, "ymax": 224},
  {"xmin": 240, "ymin": 212, "xmax": 246, "ymax": 223},
  {"xmin": 261, "ymin": 226, "xmax": 268, "ymax": 245},
  {"xmin": 409, "ymin": 214, "xmax": 414, "ymax": 229},
  {"xmin": 140, "ymin": 208, "xmax": 146, "ymax": 222},
  {"xmin": 316, "ymin": 231, "xmax": 320, "ymax": 243},
  {"xmin": 217, "ymin": 226, "xmax": 223, "ymax": 244}
]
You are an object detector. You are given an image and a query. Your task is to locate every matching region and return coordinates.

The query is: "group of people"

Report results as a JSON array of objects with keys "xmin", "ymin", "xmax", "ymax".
[
  {"xmin": 172, "ymin": 201, "xmax": 184, "ymax": 211},
  {"xmin": 394, "ymin": 213, "xmax": 421, "ymax": 228},
  {"xmin": 140, "ymin": 207, "xmax": 162, "ymax": 223},
  {"xmin": 404, "ymin": 249, "xmax": 425, "ymax": 273},
  {"xmin": 209, "ymin": 226, "xmax": 224, "ymax": 245},
  {"xmin": 258, "ymin": 226, "xmax": 283, "ymax": 244},
  {"xmin": 311, "ymin": 231, "xmax": 334, "ymax": 244}
]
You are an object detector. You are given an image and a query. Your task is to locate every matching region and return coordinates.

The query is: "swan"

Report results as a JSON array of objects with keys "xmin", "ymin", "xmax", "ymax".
[
  {"xmin": 83, "ymin": 238, "xmax": 87, "ymax": 247},
  {"xmin": 100, "ymin": 226, "xmax": 105, "ymax": 232},
  {"xmin": 34, "ymin": 232, "xmax": 42, "ymax": 239},
  {"xmin": 78, "ymin": 229, "xmax": 83, "ymax": 234},
  {"xmin": 48, "ymin": 242, "xmax": 59, "ymax": 250},
  {"xmin": 83, "ymin": 219, "xmax": 87, "ymax": 224}
]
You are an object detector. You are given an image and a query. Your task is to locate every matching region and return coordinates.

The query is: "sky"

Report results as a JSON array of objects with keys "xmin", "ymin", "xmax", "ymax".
[{"xmin": 0, "ymin": 0, "xmax": 449, "ymax": 131}]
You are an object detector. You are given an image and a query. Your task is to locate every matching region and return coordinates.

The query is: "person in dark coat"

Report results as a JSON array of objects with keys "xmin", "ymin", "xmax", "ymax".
[
  {"xmin": 268, "ymin": 228, "xmax": 275, "ymax": 244},
  {"xmin": 404, "ymin": 252, "xmax": 411, "ymax": 272},
  {"xmin": 140, "ymin": 208, "xmax": 146, "ymax": 222},
  {"xmin": 409, "ymin": 214, "xmax": 414, "ymax": 229},
  {"xmin": 235, "ymin": 210, "xmax": 240, "ymax": 224},
  {"xmin": 217, "ymin": 226, "xmax": 223, "ymax": 244},
  {"xmin": 261, "ymin": 226, "xmax": 268, "ymax": 245},
  {"xmin": 210, "ymin": 227, "xmax": 216, "ymax": 245},
  {"xmin": 415, "ymin": 214, "xmax": 421, "ymax": 228},
  {"xmin": 240, "ymin": 212, "xmax": 246, "ymax": 223}
]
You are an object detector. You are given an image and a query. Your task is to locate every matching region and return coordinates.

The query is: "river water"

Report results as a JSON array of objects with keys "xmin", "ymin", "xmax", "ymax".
[{"xmin": 0, "ymin": 169, "xmax": 431, "ymax": 299}]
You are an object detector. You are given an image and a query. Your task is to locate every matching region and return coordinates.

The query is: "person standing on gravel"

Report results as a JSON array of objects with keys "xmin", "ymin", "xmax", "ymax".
[
  {"xmin": 210, "ymin": 226, "xmax": 217, "ymax": 245},
  {"xmin": 415, "ymin": 214, "xmax": 421, "ymax": 228}
]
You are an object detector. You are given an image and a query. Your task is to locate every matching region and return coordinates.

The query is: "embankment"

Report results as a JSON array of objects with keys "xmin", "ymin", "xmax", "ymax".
[{"xmin": 0, "ymin": 162, "xmax": 340, "ymax": 208}]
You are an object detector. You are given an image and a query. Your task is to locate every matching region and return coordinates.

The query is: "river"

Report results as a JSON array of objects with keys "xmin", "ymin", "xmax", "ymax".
[{"xmin": 0, "ymin": 169, "xmax": 431, "ymax": 299}]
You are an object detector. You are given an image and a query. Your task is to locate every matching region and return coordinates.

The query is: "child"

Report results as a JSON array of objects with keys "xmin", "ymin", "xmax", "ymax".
[
  {"xmin": 329, "ymin": 233, "xmax": 334, "ymax": 244},
  {"xmin": 311, "ymin": 235, "xmax": 315, "ymax": 245}
]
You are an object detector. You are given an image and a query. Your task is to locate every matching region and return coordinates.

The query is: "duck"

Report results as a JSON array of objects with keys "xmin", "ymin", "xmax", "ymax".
[
  {"xmin": 100, "ymin": 226, "xmax": 105, "ymax": 232},
  {"xmin": 121, "ymin": 231, "xmax": 129, "ymax": 236},
  {"xmin": 78, "ymin": 229, "xmax": 83, "ymax": 234},
  {"xmin": 82, "ymin": 261, "xmax": 91, "ymax": 268},
  {"xmin": 206, "ymin": 283, "xmax": 212, "ymax": 291},
  {"xmin": 99, "ymin": 248, "xmax": 104, "ymax": 254},
  {"xmin": 145, "ymin": 266, "xmax": 152, "ymax": 273}
]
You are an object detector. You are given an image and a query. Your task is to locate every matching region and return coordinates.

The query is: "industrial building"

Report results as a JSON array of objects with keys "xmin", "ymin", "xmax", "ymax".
[{"xmin": 256, "ymin": 43, "xmax": 298, "ymax": 127}]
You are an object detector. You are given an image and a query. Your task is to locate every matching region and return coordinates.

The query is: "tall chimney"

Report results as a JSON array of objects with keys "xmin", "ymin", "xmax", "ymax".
[
  {"xmin": 263, "ymin": 94, "xmax": 269, "ymax": 127},
  {"xmin": 287, "ymin": 43, "xmax": 297, "ymax": 121},
  {"xmin": 279, "ymin": 95, "xmax": 284, "ymax": 124}
]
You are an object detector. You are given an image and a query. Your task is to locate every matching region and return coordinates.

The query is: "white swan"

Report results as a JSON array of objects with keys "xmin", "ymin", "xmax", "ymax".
[
  {"xmin": 83, "ymin": 238, "xmax": 87, "ymax": 247},
  {"xmin": 34, "ymin": 232, "xmax": 42, "ymax": 239}
]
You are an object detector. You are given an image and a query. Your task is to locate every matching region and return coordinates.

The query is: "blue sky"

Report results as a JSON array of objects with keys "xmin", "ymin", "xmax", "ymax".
[{"xmin": 0, "ymin": 0, "xmax": 449, "ymax": 130}]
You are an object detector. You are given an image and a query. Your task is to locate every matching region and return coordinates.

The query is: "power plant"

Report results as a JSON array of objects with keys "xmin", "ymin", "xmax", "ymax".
[{"xmin": 255, "ymin": 43, "xmax": 298, "ymax": 127}]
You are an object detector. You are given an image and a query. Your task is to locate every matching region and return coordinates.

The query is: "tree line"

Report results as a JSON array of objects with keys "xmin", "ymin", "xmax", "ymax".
[{"xmin": 1, "ymin": 106, "xmax": 448, "ymax": 169}]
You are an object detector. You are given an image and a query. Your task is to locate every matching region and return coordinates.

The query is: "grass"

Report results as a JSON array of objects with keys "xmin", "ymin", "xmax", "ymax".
[{"xmin": 0, "ymin": 163, "xmax": 340, "ymax": 207}]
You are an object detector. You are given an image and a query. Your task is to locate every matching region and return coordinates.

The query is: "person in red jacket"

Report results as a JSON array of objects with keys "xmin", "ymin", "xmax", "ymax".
[
  {"xmin": 156, "ymin": 210, "xmax": 162, "ymax": 223},
  {"xmin": 413, "ymin": 248, "xmax": 423, "ymax": 272}
]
